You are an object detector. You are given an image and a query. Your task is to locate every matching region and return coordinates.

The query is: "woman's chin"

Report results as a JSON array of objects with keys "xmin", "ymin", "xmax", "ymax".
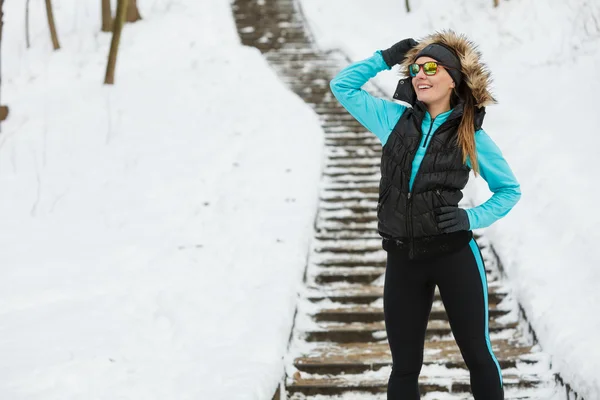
[{"xmin": 416, "ymin": 92, "xmax": 441, "ymax": 105}]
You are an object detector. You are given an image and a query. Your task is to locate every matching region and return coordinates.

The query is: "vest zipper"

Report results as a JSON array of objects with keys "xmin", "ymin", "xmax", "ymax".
[
  {"xmin": 408, "ymin": 118, "xmax": 449, "ymax": 259},
  {"xmin": 422, "ymin": 117, "xmax": 435, "ymax": 148}
]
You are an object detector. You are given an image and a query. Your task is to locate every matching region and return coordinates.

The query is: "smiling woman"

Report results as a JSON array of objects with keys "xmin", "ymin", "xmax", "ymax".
[
  {"xmin": 411, "ymin": 57, "xmax": 455, "ymax": 115},
  {"xmin": 330, "ymin": 29, "xmax": 522, "ymax": 400}
]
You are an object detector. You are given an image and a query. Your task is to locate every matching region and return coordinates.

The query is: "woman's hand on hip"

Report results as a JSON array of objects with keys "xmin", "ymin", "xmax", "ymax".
[{"xmin": 434, "ymin": 206, "xmax": 470, "ymax": 233}]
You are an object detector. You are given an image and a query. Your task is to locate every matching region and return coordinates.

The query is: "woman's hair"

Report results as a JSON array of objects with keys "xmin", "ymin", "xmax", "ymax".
[{"xmin": 451, "ymin": 82, "xmax": 480, "ymax": 177}]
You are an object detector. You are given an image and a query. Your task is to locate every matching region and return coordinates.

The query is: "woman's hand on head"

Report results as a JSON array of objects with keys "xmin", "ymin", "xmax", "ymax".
[{"xmin": 381, "ymin": 38, "xmax": 419, "ymax": 68}]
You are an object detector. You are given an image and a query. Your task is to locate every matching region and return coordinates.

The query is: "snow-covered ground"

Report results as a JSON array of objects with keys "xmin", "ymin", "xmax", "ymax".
[
  {"xmin": 0, "ymin": 1, "xmax": 324, "ymax": 399},
  {"xmin": 2, "ymin": 0, "xmax": 599, "ymax": 398},
  {"xmin": 299, "ymin": 0, "xmax": 600, "ymax": 398}
]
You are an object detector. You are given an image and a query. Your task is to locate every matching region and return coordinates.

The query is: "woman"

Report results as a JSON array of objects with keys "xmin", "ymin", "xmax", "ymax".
[{"xmin": 330, "ymin": 30, "xmax": 520, "ymax": 399}]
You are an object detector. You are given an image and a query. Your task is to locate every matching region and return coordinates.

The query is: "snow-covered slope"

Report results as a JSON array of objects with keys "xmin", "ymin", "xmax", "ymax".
[
  {"xmin": 298, "ymin": 0, "xmax": 600, "ymax": 398},
  {"xmin": 0, "ymin": 1, "xmax": 324, "ymax": 399}
]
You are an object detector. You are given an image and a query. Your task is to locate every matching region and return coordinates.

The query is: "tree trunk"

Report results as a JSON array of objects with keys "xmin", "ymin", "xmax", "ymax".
[
  {"xmin": 493, "ymin": 0, "xmax": 500, "ymax": 7},
  {"xmin": 0, "ymin": 106, "xmax": 7, "ymax": 122},
  {"xmin": 0, "ymin": 0, "xmax": 3, "ymax": 43},
  {"xmin": 26, "ymin": 0, "xmax": 31, "ymax": 48},
  {"xmin": 104, "ymin": 0, "xmax": 129, "ymax": 85},
  {"xmin": 101, "ymin": 0, "xmax": 112, "ymax": 32},
  {"xmin": 126, "ymin": 0, "xmax": 142, "ymax": 23},
  {"xmin": 0, "ymin": 0, "xmax": 8, "ymax": 127},
  {"xmin": 405, "ymin": 0, "xmax": 411, "ymax": 13},
  {"xmin": 45, "ymin": 0, "xmax": 60, "ymax": 50}
]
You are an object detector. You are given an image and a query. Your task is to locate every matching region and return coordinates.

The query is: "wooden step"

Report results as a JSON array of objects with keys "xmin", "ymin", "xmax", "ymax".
[
  {"xmin": 314, "ymin": 231, "xmax": 381, "ymax": 241},
  {"xmin": 312, "ymin": 300, "xmax": 509, "ymax": 323},
  {"xmin": 294, "ymin": 339, "xmax": 535, "ymax": 374},
  {"xmin": 286, "ymin": 392, "xmax": 556, "ymax": 400},
  {"xmin": 312, "ymin": 255, "xmax": 386, "ymax": 268},
  {"xmin": 323, "ymin": 167, "xmax": 380, "ymax": 177},
  {"xmin": 313, "ymin": 239, "xmax": 382, "ymax": 253},
  {"xmin": 326, "ymin": 160, "xmax": 381, "ymax": 169},
  {"xmin": 312, "ymin": 253, "xmax": 495, "ymax": 274},
  {"xmin": 323, "ymin": 177, "xmax": 380, "ymax": 185},
  {"xmin": 306, "ymin": 285, "xmax": 508, "ymax": 305},
  {"xmin": 319, "ymin": 199, "xmax": 377, "ymax": 209},
  {"xmin": 287, "ymin": 372, "xmax": 543, "ymax": 396},
  {"xmin": 313, "ymin": 267, "xmax": 385, "ymax": 284},
  {"xmin": 313, "ymin": 266, "xmax": 497, "ymax": 287},
  {"xmin": 304, "ymin": 319, "xmax": 518, "ymax": 343}
]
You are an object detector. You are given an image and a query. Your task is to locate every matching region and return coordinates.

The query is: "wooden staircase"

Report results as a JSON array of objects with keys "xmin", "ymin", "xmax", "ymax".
[{"xmin": 231, "ymin": 0, "xmax": 559, "ymax": 398}]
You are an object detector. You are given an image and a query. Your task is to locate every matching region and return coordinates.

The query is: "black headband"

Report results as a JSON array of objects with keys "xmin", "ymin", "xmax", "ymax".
[{"xmin": 414, "ymin": 43, "xmax": 462, "ymax": 86}]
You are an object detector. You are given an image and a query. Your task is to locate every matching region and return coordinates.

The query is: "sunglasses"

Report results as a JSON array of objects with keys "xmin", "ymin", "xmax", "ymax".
[{"xmin": 408, "ymin": 61, "xmax": 455, "ymax": 77}]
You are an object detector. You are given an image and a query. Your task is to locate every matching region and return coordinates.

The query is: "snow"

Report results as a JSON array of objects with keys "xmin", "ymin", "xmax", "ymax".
[
  {"xmin": 298, "ymin": 0, "xmax": 600, "ymax": 398},
  {"xmin": 2, "ymin": 0, "xmax": 600, "ymax": 398},
  {"xmin": 0, "ymin": 0, "xmax": 324, "ymax": 399}
]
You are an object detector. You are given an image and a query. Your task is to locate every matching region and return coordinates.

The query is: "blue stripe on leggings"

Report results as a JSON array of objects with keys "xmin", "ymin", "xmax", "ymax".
[{"xmin": 469, "ymin": 238, "xmax": 503, "ymax": 387}]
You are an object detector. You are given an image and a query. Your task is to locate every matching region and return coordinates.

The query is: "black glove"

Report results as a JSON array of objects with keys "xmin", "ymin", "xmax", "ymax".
[
  {"xmin": 434, "ymin": 206, "xmax": 470, "ymax": 233},
  {"xmin": 381, "ymin": 38, "xmax": 419, "ymax": 68}
]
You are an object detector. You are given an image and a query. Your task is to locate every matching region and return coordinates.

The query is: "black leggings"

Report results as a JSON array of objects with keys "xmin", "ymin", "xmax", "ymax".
[{"xmin": 383, "ymin": 238, "xmax": 504, "ymax": 399}]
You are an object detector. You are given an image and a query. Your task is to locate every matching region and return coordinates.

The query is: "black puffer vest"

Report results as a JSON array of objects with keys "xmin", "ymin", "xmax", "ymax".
[{"xmin": 378, "ymin": 78, "xmax": 486, "ymax": 260}]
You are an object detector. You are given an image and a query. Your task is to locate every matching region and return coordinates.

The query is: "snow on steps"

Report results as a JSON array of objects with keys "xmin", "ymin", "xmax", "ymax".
[{"xmin": 231, "ymin": 0, "xmax": 559, "ymax": 398}]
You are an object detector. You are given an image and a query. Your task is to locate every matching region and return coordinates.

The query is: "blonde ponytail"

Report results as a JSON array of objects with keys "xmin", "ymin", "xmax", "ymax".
[{"xmin": 454, "ymin": 84, "xmax": 479, "ymax": 176}]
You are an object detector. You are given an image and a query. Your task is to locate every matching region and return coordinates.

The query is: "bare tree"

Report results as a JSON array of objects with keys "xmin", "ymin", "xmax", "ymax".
[
  {"xmin": 101, "ymin": 0, "xmax": 112, "ymax": 32},
  {"xmin": 45, "ymin": 0, "xmax": 60, "ymax": 50},
  {"xmin": 0, "ymin": 0, "xmax": 8, "ymax": 127},
  {"xmin": 104, "ymin": 0, "xmax": 129, "ymax": 84},
  {"xmin": 405, "ymin": 0, "xmax": 411, "ymax": 13},
  {"xmin": 26, "ymin": 0, "xmax": 31, "ymax": 48},
  {"xmin": 126, "ymin": 0, "xmax": 142, "ymax": 23}
]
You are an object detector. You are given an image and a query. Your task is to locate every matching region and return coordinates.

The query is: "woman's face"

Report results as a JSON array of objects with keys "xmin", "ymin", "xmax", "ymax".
[{"xmin": 411, "ymin": 56, "xmax": 455, "ymax": 107}]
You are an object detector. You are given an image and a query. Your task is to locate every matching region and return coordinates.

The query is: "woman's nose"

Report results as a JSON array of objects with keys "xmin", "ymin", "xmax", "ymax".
[{"xmin": 415, "ymin": 67, "xmax": 427, "ymax": 79}]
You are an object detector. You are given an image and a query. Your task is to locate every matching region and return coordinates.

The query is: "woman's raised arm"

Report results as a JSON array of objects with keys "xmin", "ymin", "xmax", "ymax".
[{"xmin": 330, "ymin": 51, "xmax": 406, "ymax": 146}]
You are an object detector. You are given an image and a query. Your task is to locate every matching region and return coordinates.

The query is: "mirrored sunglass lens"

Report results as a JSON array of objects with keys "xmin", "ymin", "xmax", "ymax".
[
  {"xmin": 409, "ymin": 64, "xmax": 420, "ymax": 76},
  {"xmin": 423, "ymin": 62, "xmax": 438, "ymax": 75}
]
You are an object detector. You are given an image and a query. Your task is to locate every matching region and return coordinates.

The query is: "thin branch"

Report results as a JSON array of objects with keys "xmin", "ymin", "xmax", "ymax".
[
  {"xmin": 26, "ymin": 0, "xmax": 31, "ymax": 48},
  {"xmin": 0, "ymin": 0, "xmax": 7, "ymax": 130},
  {"xmin": 104, "ymin": 0, "xmax": 129, "ymax": 84},
  {"xmin": 45, "ymin": 0, "xmax": 61, "ymax": 50},
  {"xmin": 101, "ymin": 0, "xmax": 112, "ymax": 32}
]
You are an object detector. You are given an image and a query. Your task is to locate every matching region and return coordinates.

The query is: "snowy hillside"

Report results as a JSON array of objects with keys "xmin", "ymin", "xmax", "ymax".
[
  {"xmin": 298, "ymin": 0, "xmax": 600, "ymax": 398},
  {"xmin": 2, "ymin": 0, "xmax": 599, "ymax": 398},
  {"xmin": 0, "ymin": 0, "xmax": 324, "ymax": 399}
]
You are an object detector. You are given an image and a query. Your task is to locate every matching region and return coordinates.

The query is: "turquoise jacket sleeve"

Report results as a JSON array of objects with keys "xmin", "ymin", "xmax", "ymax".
[
  {"xmin": 330, "ymin": 51, "xmax": 406, "ymax": 145},
  {"xmin": 465, "ymin": 129, "xmax": 522, "ymax": 230}
]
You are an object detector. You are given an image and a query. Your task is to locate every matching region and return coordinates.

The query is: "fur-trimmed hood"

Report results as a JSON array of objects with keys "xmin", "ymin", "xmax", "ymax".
[{"xmin": 398, "ymin": 30, "xmax": 496, "ymax": 109}]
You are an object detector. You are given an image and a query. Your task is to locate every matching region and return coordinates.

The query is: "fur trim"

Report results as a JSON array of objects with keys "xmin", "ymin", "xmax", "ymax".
[{"xmin": 400, "ymin": 29, "xmax": 497, "ymax": 108}]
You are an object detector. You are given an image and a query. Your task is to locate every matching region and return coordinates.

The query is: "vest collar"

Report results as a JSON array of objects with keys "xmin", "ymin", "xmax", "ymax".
[{"xmin": 423, "ymin": 107, "xmax": 453, "ymax": 124}]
